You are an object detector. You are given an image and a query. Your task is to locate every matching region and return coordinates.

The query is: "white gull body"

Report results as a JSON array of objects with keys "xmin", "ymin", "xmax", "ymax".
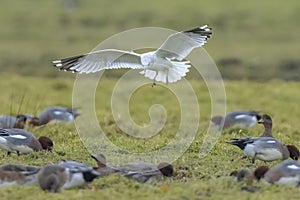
[{"xmin": 52, "ymin": 25, "xmax": 212, "ymax": 85}]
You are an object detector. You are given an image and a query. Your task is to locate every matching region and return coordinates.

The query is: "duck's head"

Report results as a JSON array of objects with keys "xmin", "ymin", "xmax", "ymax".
[
  {"xmin": 254, "ymin": 166, "xmax": 269, "ymax": 181},
  {"xmin": 158, "ymin": 162, "xmax": 175, "ymax": 182},
  {"xmin": 38, "ymin": 136, "xmax": 54, "ymax": 153},
  {"xmin": 258, "ymin": 114, "xmax": 272, "ymax": 125},
  {"xmin": 91, "ymin": 153, "xmax": 107, "ymax": 168},
  {"xmin": 287, "ymin": 145, "xmax": 300, "ymax": 160}
]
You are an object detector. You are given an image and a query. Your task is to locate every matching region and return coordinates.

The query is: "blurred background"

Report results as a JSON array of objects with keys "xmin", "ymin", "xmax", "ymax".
[{"xmin": 1, "ymin": 0, "xmax": 300, "ymax": 80}]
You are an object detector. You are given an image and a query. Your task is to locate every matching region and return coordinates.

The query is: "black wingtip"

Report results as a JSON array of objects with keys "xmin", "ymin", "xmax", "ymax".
[
  {"xmin": 51, "ymin": 60, "xmax": 64, "ymax": 70},
  {"xmin": 51, "ymin": 54, "xmax": 85, "ymax": 72},
  {"xmin": 184, "ymin": 24, "xmax": 212, "ymax": 36}
]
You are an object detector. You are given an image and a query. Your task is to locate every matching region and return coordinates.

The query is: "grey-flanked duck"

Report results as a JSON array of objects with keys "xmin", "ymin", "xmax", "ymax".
[
  {"xmin": 117, "ymin": 161, "xmax": 175, "ymax": 183},
  {"xmin": 227, "ymin": 137, "xmax": 300, "ymax": 163},
  {"xmin": 0, "ymin": 164, "xmax": 40, "ymax": 186},
  {"xmin": 211, "ymin": 110, "xmax": 261, "ymax": 131},
  {"xmin": 254, "ymin": 160, "xmax": 300, "ymax": 186},
  {"xmin": 91, "ymin": 154, "xmax": 159, "ymax": 179},
  {"xmin": 0, "ymin": 115, "xmax": 27, "ymax": 129},
  {"xmin": 26, "ymin": 106, "xmax": 79, "ymax": 126},
  {"xmin": 0, "ymin": 128, "xmax": 54, "ymax": 155},
  {"xmin": 38, "ymin": 160, "xmax": 99, "ymax": 193},
  {"xmin": 91, "ymin": 153, "xmax": 175, "ymax": 183}
]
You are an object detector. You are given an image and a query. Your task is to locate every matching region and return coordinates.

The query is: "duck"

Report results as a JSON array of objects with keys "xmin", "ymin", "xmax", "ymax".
[
  {"xmin": 257, "ymin": 114, "xmax": 273, "ymax": 137},
  {"xmin": 230, "ymin": 168, "xmax": 254, "ymax": 183},
  {"xmin": 0, "ymin": 115, "xmax": 27, "ymax": 129},
  {"xmin": 211, "ymin": 110, "xmax": 261, "ymax": 131},
  {"xmin": 26, "ymin": 106, "xmax": 79, "ymax": 126},
  {"xmin": 117, "ymin": 161, "xmax": 175, "ymax": 183},
  {"xmin": 38, "ymin": 160, "xmax": 99, "ymax": 193},
  {"xmin": 229, "ymin": 168, "xmax": 262, "ymax": 193},
  {"xmin": 37, "ymin": 165, "xmax": 68, "ymax": 193},
  {"xmin": 0, "ymin": 128, "xmax": 54, "ymax": 155},
  {"xmin": 91, "ymin": 153, "xmax": 175, "ymax": 183},
  {"xmin": 254, "ymin": 160, "xmax": 300, "ymax": 186},
  {"xmin": 0, "ymin": 164, "xmax": 40, "ymax": 186},
  {"xmin": 0, "ymin": 163, "xmax": 40, "ymax": 172},
  {"xmin": 58, "ymin": 160, "xmax": 100, "ymax": 188},
  {"xmin": 227, "ymin": 137, "xmax": 300, "ymax": 163},
  {"xmin": 123, "ymin": 162, "xmax": 175, "ymax": 183}
]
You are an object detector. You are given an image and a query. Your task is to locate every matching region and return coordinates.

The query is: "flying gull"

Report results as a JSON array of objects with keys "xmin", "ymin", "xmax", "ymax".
[{"xmin": 52, "ymin": 25, "xmax": 212, "ymax": 86}]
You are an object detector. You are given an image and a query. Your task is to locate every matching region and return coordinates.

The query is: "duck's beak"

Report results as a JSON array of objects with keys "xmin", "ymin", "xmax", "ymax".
[
  {"xmin": 50, "ymin": 188, "xmax": 57, "ymax": 193},
  {"xmin": 49, "ymin": 149, "xmax": 55, "ymax": 153},
  {"xmin": 258, "ymin": 118, "xmax": 264, "ymax": 124},
  {"xmin": 91, "ymin": 154, "xmax": 96, "ymax": 160}
]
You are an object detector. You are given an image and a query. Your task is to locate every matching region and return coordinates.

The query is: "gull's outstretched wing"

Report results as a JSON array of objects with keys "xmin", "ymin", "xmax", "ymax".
[
  {"xmin": 52, "ymin": 49, "xmax": 145, "ymax": 73},
  {"xmin": 155, "ymin": 25, "xmax": 212, "ymax": 60}
]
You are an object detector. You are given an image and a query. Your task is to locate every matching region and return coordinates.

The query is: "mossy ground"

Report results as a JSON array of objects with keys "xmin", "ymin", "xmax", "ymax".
[
  {"xmin": 0, "ymin": 74, "xmax": 300, "ymax": 199},
  {"xmin": 1, "ymin": 1, "xmax": 300, "ymax": 198}
]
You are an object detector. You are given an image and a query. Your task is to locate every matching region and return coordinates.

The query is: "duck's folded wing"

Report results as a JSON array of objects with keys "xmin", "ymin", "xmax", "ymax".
[
  {"xmin": 59, "ymin": 160, "xmax": 92, "ymax": 172},
  {"xmin": 52, "ymin": 49, "xmax": 145, "ymax": 73},
  {"xmin": 155, "ymin": 25, "xmax": 212, "ymax": 60},
  {"xmin": 58, "ymin": 160, "xmax": 99, "ymax": 177},
  {"xmin": 283, "ymin": 161, "xmax": 300, "ymax": 175},
  {"xmin": 228, "ymin": 111, "xmax": 260, "ymax": 118},
  {"xmin": 117, "ymin": 162, "xmax": 157, "ymax": 172},
  {"xmin": 0, "ymin": 164, "xmax": 40, "ymax": 174},
  {"xmin": 253, "ymin": 137, "xmax": 282, "ymax": 148}
]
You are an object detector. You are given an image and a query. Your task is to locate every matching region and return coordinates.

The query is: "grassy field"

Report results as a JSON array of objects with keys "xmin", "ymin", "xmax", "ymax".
[
  {"xmin": 0, "ymin": 0, "xmax": 300, "ymax": 80},
  {"xmin": 0, "ymin": 74, "xmax": 300, "ymax": 199},
  {"xmin": 1, "ymin": 0, "xmax": 300, "ymax": 199}
]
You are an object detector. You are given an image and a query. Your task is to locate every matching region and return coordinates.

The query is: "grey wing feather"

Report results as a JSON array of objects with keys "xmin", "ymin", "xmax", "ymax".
[
  {"xmin": 0, "ymin": 164, "xmax": 40, "ymax": 174},
  {"xmin": 117, "ymin": 162, "xmax": 157, "ymax": 172},
  {"xmin": 59, "ymin": 160, "xmax": 94, "ymax": 173},
  {"xmin": 0, "ymin": 116, "xmax": 16, "ymax": 128},
  {"xmin": 252, "ymin": 137, "xmax": 282, "ymax": 149},
  {"xmin": 281, "ymin": 161, "xmax": 300, "ymax": 175},
  {"xmin": 227, "ymin": 110, "xmax": 260, "ymax": 117},
  {"xmin": 52, "ymin": 49, "xmax": 145, "ymax": 73},
  {"xmin": 0, "ymin": 129, "xmax": 34, "ymax": 145},
  {"xmin": 155, "ymin": 25, "xmax": 212, "ymax": 60}
]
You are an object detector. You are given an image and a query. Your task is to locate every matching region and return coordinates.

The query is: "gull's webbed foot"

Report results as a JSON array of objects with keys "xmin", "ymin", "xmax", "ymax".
[{"xmin": 152, "ymin": 81, "xmax": 156, "ymax": 87}]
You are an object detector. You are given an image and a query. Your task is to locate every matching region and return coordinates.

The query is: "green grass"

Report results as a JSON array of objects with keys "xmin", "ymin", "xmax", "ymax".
[
  {"xmin": 0, "ymin": 0, "xmax": 300, "ymax": 79},
  {"xmin": 1, "ymin": 74, "xmax": 300, "ymax": 199},
  {"xmin": 1, "ymin": 1, "xmax": 300, "ymax": 198}
]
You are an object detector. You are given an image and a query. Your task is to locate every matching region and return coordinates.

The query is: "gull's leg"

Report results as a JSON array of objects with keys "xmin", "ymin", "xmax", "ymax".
[
  {"xmin": 152, "ymin": 81, "xmax": 156, "ymax": 87},
  {"xmin": 166, "ymin": 71, "xmax": 169, "ymax": 85},
  {"xmin": 152, "ymin": 71, "xmax": 158, "ymax": 87}
]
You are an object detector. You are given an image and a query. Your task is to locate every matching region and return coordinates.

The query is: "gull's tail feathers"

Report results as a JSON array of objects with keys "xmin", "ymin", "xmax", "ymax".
[{"xmin": 140, "ymin": 61, "xmax": 190, "ymax": 84}]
